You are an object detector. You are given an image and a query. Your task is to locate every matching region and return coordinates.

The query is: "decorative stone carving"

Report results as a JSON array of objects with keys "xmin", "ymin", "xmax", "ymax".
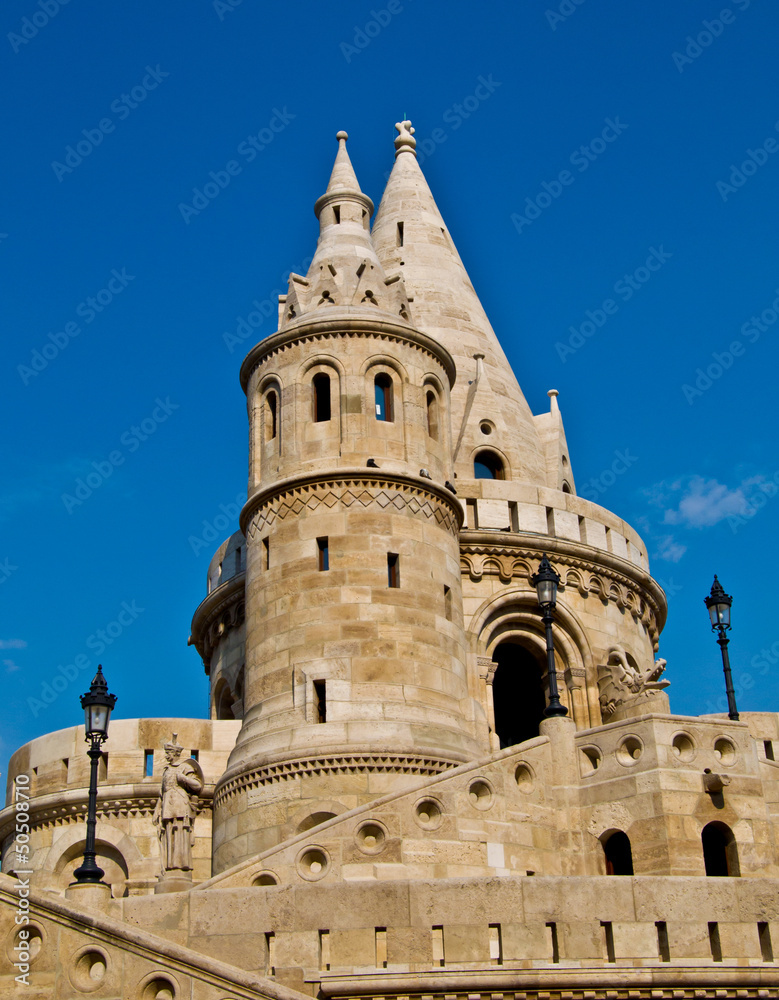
[
  {"xmin": 598, "ymin": 647, "xmax": 670, "ymax": 719},
  {"xmin": 152, "ymin": 734, "xmax": 203, "ymax": 881}
]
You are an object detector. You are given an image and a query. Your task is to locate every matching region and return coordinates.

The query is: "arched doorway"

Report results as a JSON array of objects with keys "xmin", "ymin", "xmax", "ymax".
[
  {"xmin": 702, "ymin": 821, "xmax": 739, "ymax": 876},
  {"xmin": 491, "ymin": 640, "xmax": 547, "ymax": 748},
  {"xmin": 601, "ymin": 830, "xmax": 634, "ymax": 875}
]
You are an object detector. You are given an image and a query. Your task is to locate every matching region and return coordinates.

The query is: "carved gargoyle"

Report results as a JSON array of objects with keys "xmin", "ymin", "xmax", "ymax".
[{"xmin": 598, "ymin": 646, "xmax": 670, "ymax": 718}]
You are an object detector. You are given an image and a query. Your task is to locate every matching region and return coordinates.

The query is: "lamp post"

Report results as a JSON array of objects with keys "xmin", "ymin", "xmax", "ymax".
[
  {"xmin": 704, "ymin": 576, "xmax": 739, "ymax": 722},
  {"xmin": 72, "ymin": 665, "xmax": 117, "ymax": 884},
  {"xmin": 531, "ymin": 554, "xmax": 568, "ymax": 718}
]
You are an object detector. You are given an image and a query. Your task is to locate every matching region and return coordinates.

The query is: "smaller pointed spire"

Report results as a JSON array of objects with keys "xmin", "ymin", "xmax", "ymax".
[
  {"xmin": 314, "ymin": 130, "xmax": 373, "ymax": 220},
  {"xmin": 323, "ymin": 131, "xmax": 362, "ymax": 195}
]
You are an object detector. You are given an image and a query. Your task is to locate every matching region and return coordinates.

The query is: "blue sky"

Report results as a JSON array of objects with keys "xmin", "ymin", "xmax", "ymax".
[{"xmin": 3, "ymin": 0, "xmax": 779, "ymax": 781}]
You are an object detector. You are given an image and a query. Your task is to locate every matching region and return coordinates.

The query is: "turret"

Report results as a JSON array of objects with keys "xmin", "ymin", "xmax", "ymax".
[{"xmin": 213, "ymin": 133, "xmax": 483, "ymax": 872}]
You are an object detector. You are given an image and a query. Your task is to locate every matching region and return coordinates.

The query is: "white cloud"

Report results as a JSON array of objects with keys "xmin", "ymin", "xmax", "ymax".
[
  {"xmin": 663, "ymin": 476, "xmax": 749, "ymax": 528},
  {"xmin": 0, "ymin": 639, "xmax": 27, "ymax": 649},
  {"xmin": 655, "ymin": 534, "xmax": 687, "ymax": 563}
]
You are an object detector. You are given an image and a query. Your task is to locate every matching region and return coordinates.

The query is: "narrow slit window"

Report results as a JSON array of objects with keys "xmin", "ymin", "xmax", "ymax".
[
  {"xmin": 235, "ymin": 547, "xmax": 242, "ymax": 573},
  {"xmin": 765, "ymin": 740, "xmax": 775, "ymax": 761},
  {"xmin": 190, "ymin": 749, "xmax": 199, "ymax": 761},
  {"xmin": 263, "ymin": 538, "xmax": 270, "ymax": 570},
  {"xmin": 709, "ymin": 922, "xmax": 723, "ymax": 962},
  {"xmin": 656, "ymin": 921, "xmax": 670, "ymax": 962},
  {"xmin": 375, "ymin": 927, "xmax": 387, "ymax": 968},
  {"xmin": 317, "ymin": 537, "xmax": 329, "ymax": 571},
  {"xmin": 759, "ymin": 922, "xmax": 774, "ymax": 962},
  {"xmin": 99, "ymin": 753, "xmax": 108, "ymax": 781},
  {"xmin": 397, "ymin": 221, "xmax": 404, "ymax": 246},
  {"xmin": 319, "ymin": 929, "xmax": 331, "ymax": 971},
  {"xmin": 266, "ymin": 390, "xmax": 278, "ymax": 440},
  {"xmin": 488, "ymin": 923, "xmax": 503, "ymax": 965},
  {"xmin": 313, "ymin": 373, "xmax": 331, "ymax": 422},
  {"xmin": 387, "ymin": 553, "xmax": 399, "ymax": 588},
  {"xmin": 374, "ymin": 373, "xmax": 393, "ymax": 421},
  {"xmin": 333, "ymin": 205, "xmax": 340, "ymax": 224},
  {"xmin": 313, "ymin": 680, "xmax": 326, "ymax": 723},
  {"xmin": 602, "ymin": 921, "xmax": 615, "ymax": 963},
  {"xmin": 547, "ymin": 922, "xmax": 559, "ymax": 963},
  {"xmin": 426, "ymin": 389, "xmax": 439, "ymax": 439},
  {"xmin": 431, "ymin": 925, "xmax": 444, "ymax": 967},
  {"xmin": 144, "ymin": 750, "xmax": 153, "ymax": 777},
  {"xmin": 444, "ymin": 585, "xmax": 452, "ymax": 622},
  {"xmin": 265, "ymin": 932, "xmax": 276, "ymax": 976}
]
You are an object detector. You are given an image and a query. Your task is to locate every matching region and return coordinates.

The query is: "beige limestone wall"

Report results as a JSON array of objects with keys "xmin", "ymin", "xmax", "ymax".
[{"xmin": 0, "ymin": 719, "xmax": 240, "ymax": 895}]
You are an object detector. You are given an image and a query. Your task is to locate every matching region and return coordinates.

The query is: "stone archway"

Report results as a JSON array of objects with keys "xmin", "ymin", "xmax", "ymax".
[{"xmin": 491, "ymin": 639, "xmax": 547, "ymax": 747}]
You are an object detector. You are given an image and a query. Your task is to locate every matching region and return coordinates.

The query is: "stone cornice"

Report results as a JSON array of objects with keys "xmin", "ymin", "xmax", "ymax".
[
  {"xmin": 214, "ymin": 751, "xmax": 463, "ymax": 807},
  {"xmin": 239, "ymin": 313, "xmax": 456, "ymax": 392},
  {"xmin": 190, "ymin": 571, "xmax": 246, "ymax": 665},
  {"xmin": 240, "ymin": 470, "xmax": 463, "ymax": 539},
  {"xmin": 317, "ymin": 967, "xmax": 779, "ymax": 998},
  {"xmin": 459, "ymin": 530, "xmax": 667, "ymax": 637}
]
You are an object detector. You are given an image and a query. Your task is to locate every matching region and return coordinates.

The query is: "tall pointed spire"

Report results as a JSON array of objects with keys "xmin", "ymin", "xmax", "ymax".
[
  {"xmin": 372, "ymin": 121, "xmax": 547, "ymax": 485},
  {"xmin": 280, "ymin": 131, "xmax": 412, "ymax": 326}
]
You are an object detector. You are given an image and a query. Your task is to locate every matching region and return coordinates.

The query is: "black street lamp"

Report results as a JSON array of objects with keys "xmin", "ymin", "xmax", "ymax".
[
  {"xmin": 704, "ymin": 576, "xmax": 739, "ymax": 722},
  {"xmin": 531, "ymin": 554, "xmax": 568, "ymax": 718},
  {"xmin": 72, "ymin": 665, "xmax": 117, "ymax": 885}
]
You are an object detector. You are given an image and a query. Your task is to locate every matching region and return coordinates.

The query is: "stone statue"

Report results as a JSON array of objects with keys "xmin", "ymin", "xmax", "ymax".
[
  {"xmin": 152, "ymin": 734, "xmax": 203, "ymax": 877},
  {"xmin": 598, "ymin": 647, "xmax": 670, "ymax": 719}
]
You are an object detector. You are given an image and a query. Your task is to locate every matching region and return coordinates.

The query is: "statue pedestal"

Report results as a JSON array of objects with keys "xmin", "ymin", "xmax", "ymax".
[
  {"xmin": 65, "ymin": 880, "xmax": 112, "ymax": 908},
  {"xmin": 154, "ymin": 872, "xmax": 194, "ymax": 894}
]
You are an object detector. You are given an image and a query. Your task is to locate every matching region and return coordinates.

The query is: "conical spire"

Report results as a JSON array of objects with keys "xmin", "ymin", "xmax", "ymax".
[
  {"xmin": 321, "ymin": 130, "xmax": 364, "ymax": 197},
  {"xmin": 280, "ymin": 131, "xmax": 412, "ymax": 326},
  {"xmin": 372, "ymin": 121, "xmax": 547, "ymax": 485}
]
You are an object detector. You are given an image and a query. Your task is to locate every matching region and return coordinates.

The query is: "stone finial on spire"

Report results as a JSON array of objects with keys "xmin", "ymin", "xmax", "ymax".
[
  {"xmin": 394, "ymin": 120, "xmax": 417, "ymax": 158},
  {"xmin": 548, "ymin": 389, "xmax": 560, "ymax": 415}
]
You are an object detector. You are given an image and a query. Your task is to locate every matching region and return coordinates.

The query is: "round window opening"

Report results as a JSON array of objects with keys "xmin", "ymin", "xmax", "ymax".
[
  {"xmin": 70, "ymin": 948, "xmax": 108, "ymax": 992},
  {"xmin": 714, "ymin": 737, "xmax": 737, "ymax": 766},
  {"xmin": 579, "ymin": 745, "xmax": 602, "ymax": 776},
  {"xmin": 479, "ymin": 420, "xmax": 493, "ymax": 436},
  {"xmin": 616, "ymin": 736, "xmax": 643, "ymax": 766},
  {"xmin": 297, "ymin": 847, "xmax": 330, "ymax": 881},
  {"xmin": 142, "ymin": 977, "xmax": 176, "ymax": 1000},
  {"xmin": 355, "ymin": 821, "xmax": 387, "ymax": 854},
  {"xmin": 514, "ymin": 763, "xmax": 535, "ymax": 793},
  {"xmin": 672, "ymin": 732, "xmax": 696, "ymax": 763},
  {"xmin": 468, "ymin": 779, "xmax": 494, "ymax": 810},
  {"xmin": 252, "ymin": 871, "xmax": 279, "ymax": 887},
  {"xmin": 414, "ymin": 798, "xmax": 443, "ymax": 829}
]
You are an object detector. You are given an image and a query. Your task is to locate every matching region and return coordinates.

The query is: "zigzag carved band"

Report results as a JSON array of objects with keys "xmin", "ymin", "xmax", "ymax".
[
  {"xmin": 214, "ymin": 752, "xmax": 459, "ymax": 807},
  {"xmin": 243, "ymin": 473, "xmax": 461, "ymax": 539}
]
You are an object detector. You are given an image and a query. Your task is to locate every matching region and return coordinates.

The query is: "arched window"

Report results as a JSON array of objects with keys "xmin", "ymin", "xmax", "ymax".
[
  {"xmin": 492, "ymin": 641, "xmax": 546, "ymax": 747},
  {"xmin": 214, "ymin": 679, "xmax": 235, "ymax": 720},
  {"xmin": 602, "ymin": 830, "xmax": 634, "ymax": 875},
  {"xmin": 561, "ymin": 481, "xmax": 571, "ymax": 494},
  {"xmin": 313, "ymin": 373, "xmax": 331, "ymax": 422},
  {"xmin": 474, "ymin": 451, "xmax": 504, "ymax": 480},
  {"xmin": 265, "ymin": 390, "xmax": 278, "ymax": 441},
  {"xmin": 374, "ymin": 373, "xmax": 393, "ymax": 421},
  {"xmin": 426, "ymin": 390, "xmax": 439, "ymax": 440},
  {"xmin": 702, "ymin": 822, "xmax": 740, "ymax": 876}
]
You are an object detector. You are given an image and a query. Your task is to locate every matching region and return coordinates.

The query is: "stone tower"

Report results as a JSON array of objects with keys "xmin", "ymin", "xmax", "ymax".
[
  {"xmin": 3, "ymin": 122, "xmax": 778, "ymax": 1000},
  {"xmin": 209, "ymin": 120, "xmax": 670, "ymax": 872},
  {"xmin": 211, "ymin": 130, "xmax": 483, "ymax": 872}
]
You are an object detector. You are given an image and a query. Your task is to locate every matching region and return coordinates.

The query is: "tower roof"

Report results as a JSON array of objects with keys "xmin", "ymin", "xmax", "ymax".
[
  {"xmin": 281, "ymin": 131, "xmax": 412, "ymax": 326},
  {"xmin": 372, "ymin": 121, "xmax": 546, "ymax": 484}
]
